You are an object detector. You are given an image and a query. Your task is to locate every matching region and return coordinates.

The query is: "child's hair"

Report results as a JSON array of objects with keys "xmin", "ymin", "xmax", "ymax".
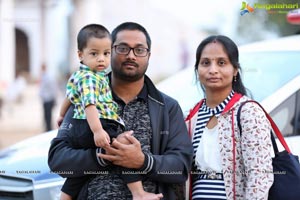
[{"xmin": 77, "ymin": 24, "xmax": 111, "ymax": 51}]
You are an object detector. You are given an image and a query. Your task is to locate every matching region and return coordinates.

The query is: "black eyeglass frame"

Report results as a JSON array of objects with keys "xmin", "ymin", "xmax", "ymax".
[{"xmin": 113, "ymin": 45, "xmax": 150, "ymax": 57}]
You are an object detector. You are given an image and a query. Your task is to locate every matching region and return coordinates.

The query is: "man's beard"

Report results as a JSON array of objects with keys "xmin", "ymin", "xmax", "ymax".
[{"xmin": 112, "ymin": 63, "xmax": 148, "ymax": 82}]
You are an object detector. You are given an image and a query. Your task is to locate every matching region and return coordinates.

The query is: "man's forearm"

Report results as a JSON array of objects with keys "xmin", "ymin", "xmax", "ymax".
[{"xmin": 48, "ymin": 136, "xmax": 107, "ymax": 178}]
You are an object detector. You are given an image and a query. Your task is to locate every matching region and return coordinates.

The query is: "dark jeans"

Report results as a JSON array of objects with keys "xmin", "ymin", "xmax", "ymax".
[
  {"xmin": 68, "ymin": 118, "xmax": 120, "ymax": 149},
  {"xmin": 42, "ymin": 99, "xmax": 55, "ymax": 131},
  {"xmin": 61, "ymin": 118, "xmax": 141, "ymax": 199}
]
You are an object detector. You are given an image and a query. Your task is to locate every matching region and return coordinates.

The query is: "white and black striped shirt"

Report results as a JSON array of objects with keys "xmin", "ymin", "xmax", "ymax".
[{"xmin": 192, "ymin": 92, "xmax": 234, "ymax": 200}]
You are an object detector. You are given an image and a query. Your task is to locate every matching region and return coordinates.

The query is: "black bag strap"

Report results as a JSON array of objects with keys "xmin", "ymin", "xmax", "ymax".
[{"xmin": 237, "ymin": 100, "xmax": 282, "ymax": 154}]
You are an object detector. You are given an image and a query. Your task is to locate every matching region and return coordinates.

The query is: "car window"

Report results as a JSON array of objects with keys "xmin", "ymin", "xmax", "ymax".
[
  {"xmin": 157, "ymin": 50, "xmax": 300, "ymax": 120},
  {"xmin": 270, "ymin": 92, "xmax": 297, "ymax": 137},
  {"xmin": 156, "ymin": 67, "xmax": 204, "ymax": 115},
  {"xmin": 240, "ymin": 51, "xmax": 300, "ymax": 102}
]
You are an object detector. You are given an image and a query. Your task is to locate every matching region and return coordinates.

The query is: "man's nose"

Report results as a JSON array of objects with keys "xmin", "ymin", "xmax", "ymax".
[{"xmin": 126, "ymin": 49, "xmax": 136, "ymax": 59}]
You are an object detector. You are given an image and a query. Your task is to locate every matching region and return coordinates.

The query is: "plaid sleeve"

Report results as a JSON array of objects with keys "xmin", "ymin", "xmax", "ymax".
[{"xmin": 66, "ymin": 74, "xmax": 78, "ymax": 103}]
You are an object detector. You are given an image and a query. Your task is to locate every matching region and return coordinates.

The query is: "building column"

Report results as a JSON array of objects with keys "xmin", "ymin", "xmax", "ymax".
[
  {"xmin": 0, "ymin": 0, "xmax": 15, "ymax": 86},
  {"xmin": 69, "ymin": 0, "xmax": 104, "ymax": 72}
]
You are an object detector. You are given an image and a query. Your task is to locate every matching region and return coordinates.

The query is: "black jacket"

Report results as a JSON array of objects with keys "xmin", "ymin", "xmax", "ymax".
[{"xmin": 48, "ymin": 75, "xmax": 193, "ymax": 199}]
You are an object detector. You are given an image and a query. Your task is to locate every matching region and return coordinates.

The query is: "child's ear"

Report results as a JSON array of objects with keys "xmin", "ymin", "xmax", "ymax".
[{"xmin": 77, "ymin": 50, "xmax": 83, "ymax": 61}]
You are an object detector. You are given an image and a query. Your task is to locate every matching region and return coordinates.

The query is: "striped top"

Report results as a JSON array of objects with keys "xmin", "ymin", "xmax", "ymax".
[{"xmin": 192, "ymin": 91, "xmax": 234, "ymax": 200}]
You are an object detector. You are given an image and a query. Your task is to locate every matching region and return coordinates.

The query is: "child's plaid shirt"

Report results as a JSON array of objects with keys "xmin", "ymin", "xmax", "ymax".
[{"xmin": 66, "ymin": 64, "xmax": 124, "ymax": 126}]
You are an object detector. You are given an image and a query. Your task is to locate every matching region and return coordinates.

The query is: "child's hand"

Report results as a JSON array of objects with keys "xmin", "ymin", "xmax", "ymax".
[
  {"xmin": 94, "ymin": 129, "xmax": 110, "ymax": 148},
  {"xmin": 57, "ymin": 115, "xmax": 64, "ymax": 127}
]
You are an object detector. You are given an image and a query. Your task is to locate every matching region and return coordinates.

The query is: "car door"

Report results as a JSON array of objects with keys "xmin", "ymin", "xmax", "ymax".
[{"xmin": 270, "ymin": 89, "xmax": 300, "ymax": 137}]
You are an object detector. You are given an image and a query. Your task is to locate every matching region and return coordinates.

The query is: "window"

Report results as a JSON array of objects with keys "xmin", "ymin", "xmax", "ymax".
[{"xmin": 270, "ymin": 89, "xmax": 300, "ymax": 137}]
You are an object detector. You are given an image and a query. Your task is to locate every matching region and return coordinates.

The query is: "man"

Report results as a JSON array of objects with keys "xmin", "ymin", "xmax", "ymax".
[
  {"xmin": 39, "ymin": 64, "xmax": 57, "ymax": 131},
  {"xmin": 48, "ymin": 22, "xmax": 193, "ymax": 199}
]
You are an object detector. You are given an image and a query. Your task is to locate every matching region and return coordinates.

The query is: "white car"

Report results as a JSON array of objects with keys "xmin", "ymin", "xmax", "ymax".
[
  {"xmin": 0, "ymin": 35, "xmax": 299, "ymax": 199},
  {"xmin": 0, "ymin": 131, "xmax": 64, "ymax": 199},
  {"xmin": 157, "ymin": 35, "xmax": 300, "ymax": 156}
]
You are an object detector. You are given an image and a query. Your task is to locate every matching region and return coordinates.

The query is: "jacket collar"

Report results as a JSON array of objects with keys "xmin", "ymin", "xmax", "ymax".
[{"xmin": 222, "ymin": 93, "xmax": 243, "ymax": 113}]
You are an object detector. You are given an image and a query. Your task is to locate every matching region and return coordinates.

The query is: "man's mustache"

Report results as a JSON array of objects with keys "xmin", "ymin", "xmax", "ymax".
[{"xmin": 122, "ymin": 61, "xmax": 138, "ymax": 67}]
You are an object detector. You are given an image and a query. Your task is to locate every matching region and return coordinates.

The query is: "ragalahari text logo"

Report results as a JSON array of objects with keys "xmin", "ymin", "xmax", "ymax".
[{"xmin": 240, "ymin": 1, "xmax": 254, "ymax": 15}]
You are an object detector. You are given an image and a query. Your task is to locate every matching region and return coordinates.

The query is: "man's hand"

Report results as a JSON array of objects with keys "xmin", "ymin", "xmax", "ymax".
[
  {"xmin": 115, "ymin": 132, "xmax": 131, "ymax": 145},
  {"xmin": 98, "ymin": 132, "xmax": 145, "ymax": 169}
]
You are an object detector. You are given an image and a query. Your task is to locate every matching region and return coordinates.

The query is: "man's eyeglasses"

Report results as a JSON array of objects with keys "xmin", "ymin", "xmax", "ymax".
[{"xmin": 113, "ymin": 45, "xmax": 149, "ymax": 57}]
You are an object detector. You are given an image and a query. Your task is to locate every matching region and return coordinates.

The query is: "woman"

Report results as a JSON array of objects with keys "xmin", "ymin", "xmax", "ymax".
[{"xmin": 185, "ymin": 35, "xmax": 274, "ymax": 199}]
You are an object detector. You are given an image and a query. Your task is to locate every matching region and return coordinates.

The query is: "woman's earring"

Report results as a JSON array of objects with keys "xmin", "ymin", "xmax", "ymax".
[{"xmin": 234, "ymin": 76, "xmax": 237, "ymax": 82}]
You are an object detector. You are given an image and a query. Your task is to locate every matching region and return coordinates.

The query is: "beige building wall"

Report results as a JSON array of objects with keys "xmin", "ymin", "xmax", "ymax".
[
  {"xmin": 0, "ymin": 0, "xmax": 204, "ymax": 93},
  {"xmin": 0, "ymin": 0, "xmax": 15, "ymax": 85}
]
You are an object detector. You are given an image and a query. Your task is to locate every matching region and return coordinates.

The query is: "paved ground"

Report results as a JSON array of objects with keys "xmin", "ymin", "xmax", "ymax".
[{"xmin": 0, "ymin": 84, "xmax": 61, "ymax": 150}]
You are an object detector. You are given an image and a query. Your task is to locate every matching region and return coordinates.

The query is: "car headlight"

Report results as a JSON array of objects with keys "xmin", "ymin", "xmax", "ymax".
[
  {"xmin": 0, "ymin": 175, "xmax": 33, "ymax": 199},
  {"xmin": 0, "ymin": 174, "xmax": 64, "ymax": 200}
]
